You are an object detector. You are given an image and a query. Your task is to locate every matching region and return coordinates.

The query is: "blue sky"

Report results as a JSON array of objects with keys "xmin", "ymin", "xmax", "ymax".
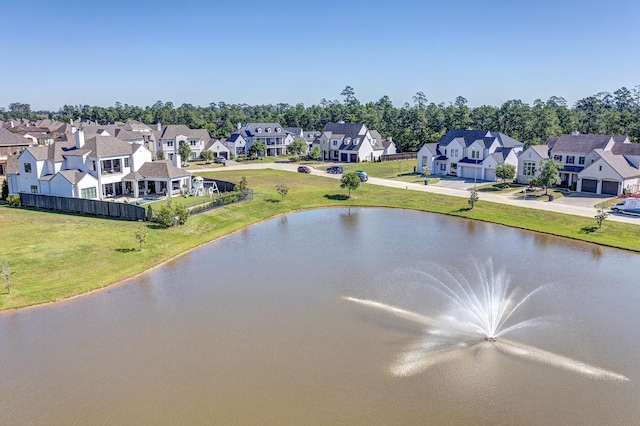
[{"xmin": 2, "ymin": 0, "xmax": 639, "ymax": 111}]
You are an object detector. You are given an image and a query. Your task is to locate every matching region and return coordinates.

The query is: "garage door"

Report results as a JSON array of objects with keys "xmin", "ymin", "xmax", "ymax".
[
  {"xmin": 581, "ymin": 179, "xmax": 597, "ymax": 193},
  {"xmin": 601, "ymin": 180, "xmax": 619, "ymax": 195},
  {"xmin": 484, "ymin": 170, "xmax": 496, "ymax": 181},
  {"xmin": 460, "ymin": 167, "xmax": 476, "ymax": 179},
  {"xmin": 340, "ymin": 153, "xmax": 348, "ymax": 162}
]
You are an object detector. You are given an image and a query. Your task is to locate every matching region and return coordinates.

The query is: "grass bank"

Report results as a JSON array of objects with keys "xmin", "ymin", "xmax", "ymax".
[{"xmin": 1, "ymin": 169, "xmax": 639, "ymax": 311}]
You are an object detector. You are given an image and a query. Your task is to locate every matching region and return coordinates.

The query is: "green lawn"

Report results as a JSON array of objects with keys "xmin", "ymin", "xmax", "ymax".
[{"xmin": 1, "ymin": 169, "xmax": 639, "ymax": 311}]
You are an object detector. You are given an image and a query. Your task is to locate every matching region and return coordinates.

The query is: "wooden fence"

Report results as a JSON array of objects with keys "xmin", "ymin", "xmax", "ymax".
[
  {"xmin": 19, "ymin": 193, "xmax": 146, "ymax": 221},
  {"xmin": 380, "ymin": 152, "xmax": 417, "ymax": 162}
]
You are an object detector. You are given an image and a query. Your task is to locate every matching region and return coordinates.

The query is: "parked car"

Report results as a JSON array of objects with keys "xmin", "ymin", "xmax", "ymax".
[
  {"xmin": 611, "ymin": 197, "xmax": 640, "ymax": 214},
  {"xmin": 214, "ymin": 156, "xmax": 226, "ymax": 164},
  {"xmin": 298, "ymin": 165, "xmax": 312, "ymax": 174},
  {"xmin": 326, "ymin": 166, "xmax": 343, "ymax": 174},
  {"xmin": 355, "ymin": 170, "xmax": 368, "ymax": 182}
]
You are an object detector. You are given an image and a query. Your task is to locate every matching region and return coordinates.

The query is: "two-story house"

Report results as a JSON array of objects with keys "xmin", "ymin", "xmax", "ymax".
[
  {"xmin": 518, "ymin": 134, "xmax": 640, "ymax": 195},
  {"xmin": 314, "ymin": 122, "xmax": 391, "ymax": 163},
  {"xmin": 417, "ymin": 130, "xmax": 523, "ymax": 181},
  {"xmin": 231, "ymin": 123, "xmax": 294, "ymax": 157},
  {"xmin": 154, "ymin": 124, "xmax": 210, "ymax": 160},
  {"xmin": 7, "ymin": 131, "xmax": 192, "ymax": 200}
]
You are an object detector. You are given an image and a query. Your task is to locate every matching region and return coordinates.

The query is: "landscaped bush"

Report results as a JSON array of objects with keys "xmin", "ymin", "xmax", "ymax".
[
  {"xmin": 152, "ymin": 200, "xmax": 189, "ymax": 228},
  {"xmin": 6, "ymin": 194, "xmax": 20, "ymax": 207},
  {"xmin": 188, "ymin": 191, "xmax": 248, "ymax": 215}
]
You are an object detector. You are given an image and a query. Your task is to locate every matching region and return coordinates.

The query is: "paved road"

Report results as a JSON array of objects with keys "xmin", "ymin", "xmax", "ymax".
[{"xmin": 196, "ymin": 162, "xmax": 639, "ymax": 225}]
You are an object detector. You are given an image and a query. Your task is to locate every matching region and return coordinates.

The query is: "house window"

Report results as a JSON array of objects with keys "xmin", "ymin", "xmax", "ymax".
[
  {"xmin": 24, "ymin": 163, "xmax": 32, "ymax": 173},
  {"xmin": 167, "ymin": 141, "xmax": 174, "ymax": 147},
  {"xmin": 451, "ymin": 149, "xmax": 458, "ymax": 157},
  {"xmin": 579, "ymin": 157, "xmax": 585, "ymax": 165},
  {"xmin": 354, "ymin": 138, "xmax": 359, "ymax": 145},
  {"xmin": 332, "ymin": 140, "xmax": 338, "ymax": 147},
  {"xmin": 422, "ymin": 156, "xmax": 429, "ymax": 168},
  {"xmin": 30, "ymin": 185, "xmax": 38, "ymax": 193},
  {"xmin": 256, "ymin": 128, "xmax": 262, "ymax": 133},
  {"xmin": 523, "ymin": 161, "xmax": 536, "ymax": 176},
  {"xmin": 439, "ymin": 163, "xmax": 446, "ymax": 171},
  {"xmin": 554, "ymin": 155, "xmax": 562, "ymax": 162},
  {"xmin": 276, "ymin": 127, "xmax": 281, "ymax": 132},
  {"xmin": 190, "ymin": 140, "xmax": 197, "ymax": 146},
  {"xmin": 81, "ymin": 187, "xmax": 97, "ymax": 199},
  {"xmin": 471, "ymin": 150, "xmax": 479, "ymax": 159},
  {"xmin": 266, "ymin": 128, "xmax": 271, "ymax": 133},
  {"xmin": 566, "ymin": 156, "xmax": 575, "ymax": 164},
  {"xmin": 124, "ymin": 158, "xmax": 129, "ymax": 168},
  {"xmin": 599, "ymin": 165, "xmax": 602, "ymax": 171}
]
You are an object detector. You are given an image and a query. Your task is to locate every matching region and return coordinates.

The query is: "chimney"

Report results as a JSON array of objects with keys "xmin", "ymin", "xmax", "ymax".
[
  {"xmin": 157, "ymin": 122, "xmax": 161, "ymax": 132},
  {"xmin": 75, "ymin": 130, "xmax": 85, "ymax": 149},
  {"xmin": 173, "ymin": 153, "xmax": 181, "ymax": 169},
  {"xmin": 571, "ymin": 129, "xmax": 580, "ymax": 135},
  {"xmin": 237, "ymin": 122, "xmax": 242, "ymax": 130}
]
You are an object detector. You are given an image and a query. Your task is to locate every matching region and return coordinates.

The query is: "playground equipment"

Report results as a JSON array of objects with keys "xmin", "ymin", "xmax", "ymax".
[
  {"xmin": 184, "ymin": 177, "xmax": 220, "ymax": 198},
  {"xmin": 185, "ymin": 176, "xmax": 207, "ymax": 198},
  {"xmin": 204, "ymin": 180, "xmax": 220, "ymax": 198}
]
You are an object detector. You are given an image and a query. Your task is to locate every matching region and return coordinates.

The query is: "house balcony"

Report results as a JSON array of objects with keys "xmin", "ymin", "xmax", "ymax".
[{"xmin": 101, "ymin": 168, "xmax": 122, "ymax": 175}]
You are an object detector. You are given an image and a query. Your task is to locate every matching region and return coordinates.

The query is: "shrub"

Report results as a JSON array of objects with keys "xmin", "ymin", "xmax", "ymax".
[
  {"xmin": 7, "ymin": 194, "xmax": 20, "ymax": 207},
  {"xmin": 1, "ymin": 179, "xmax": 8, "ymax": 200}
]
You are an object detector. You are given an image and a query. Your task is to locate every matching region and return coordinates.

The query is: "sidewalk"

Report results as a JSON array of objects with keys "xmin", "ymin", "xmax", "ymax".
[{"xmin": 197, "ymin": 162, "xmax": 639, "ymax": 225}]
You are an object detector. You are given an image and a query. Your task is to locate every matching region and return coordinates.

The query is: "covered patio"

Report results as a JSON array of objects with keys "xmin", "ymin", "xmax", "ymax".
[{"xmin": 122, "ymin": 160, "xmax": 192, "ymax": 198}]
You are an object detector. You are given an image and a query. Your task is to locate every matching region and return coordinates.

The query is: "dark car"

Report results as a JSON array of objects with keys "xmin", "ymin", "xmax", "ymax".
[
  {"xmin": 326, "ymin": 166, "xmax": 343, "ymax": 174},
  {"xmin": 297, "ymin": 165, "xmax": 311, "ymax": 173},
  {"xmin": 355, "ymin": 170, "xmax": 368, "ymax": 182}
]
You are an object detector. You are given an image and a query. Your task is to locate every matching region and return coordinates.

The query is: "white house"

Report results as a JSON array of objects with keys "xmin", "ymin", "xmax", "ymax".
[
  {"xmin": 7, "ymin": 131, "xmax": 192, "ymax": 200},
  {"xmin": 231, "ymin": 123, "xmax": 294, "ymax": 157},
  {"xmin": 203, "ymin": 138, "xmax": 231, "ymax": 159},
  {"xmin": 516, "ymin": 145, "xmax": 549, "ymax": 184},
  {"xmin": 313, "ymin": 122, "xmax": 390, "ymax": 163},
  {"xmin": 576, "ymin": 148, "xmax": 640, "ymax": 195},
  {"xmin": 416, "ymin": 143, "xmax": 439, "ymax": 175},
  {"xmin": 417, "ymin": 129, "xmax": 524, "ymax": 181},
  {"xmin": 155, "ymin": 124, "xmax": 210, "ymax": 160},
  {"xmin": 545, "ymin": 134, "xmax": 621, "ymax": 189}
]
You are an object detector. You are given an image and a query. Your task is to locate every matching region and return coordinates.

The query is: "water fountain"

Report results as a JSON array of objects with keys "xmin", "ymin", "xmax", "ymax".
[{"xmin": 345, "ymin": 260, "xmax": 628, "ymax": 382}]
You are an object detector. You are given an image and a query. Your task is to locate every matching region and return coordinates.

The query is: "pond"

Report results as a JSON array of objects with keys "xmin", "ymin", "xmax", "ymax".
[{"xmin": 1, "ymin": 208, "xmax": 639, "ymax": 424}]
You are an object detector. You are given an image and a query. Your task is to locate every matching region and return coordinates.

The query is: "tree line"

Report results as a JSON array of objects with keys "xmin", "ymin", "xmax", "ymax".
[{"xmin": 2, "ymin": 85, "xmax": 640, "ymax": 152}]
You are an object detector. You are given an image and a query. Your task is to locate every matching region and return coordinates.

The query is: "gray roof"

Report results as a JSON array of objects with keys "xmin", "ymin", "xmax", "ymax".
[
  {"xmin": 611, "ymin": 142, "xmax": 640, "ymax": 156},
  {"xmin": 122, "ymin": 120, "xmax": 152, "ymax": 132},
  {"xmin": 0, "ymin": 128, "xmax": 32, "ymax": 146},
  {"xmin": 437, "ymin": 129, "xmax": 523, "ymax": 149},
  {"xmin": 158, "ymin": 125, "xmax": 207, "ymax": 140},
  {"xmin": 322, "ymin": 122, "xmax": 367, "ymax": 140},
  {"xmin": 64, "ymin": 135, "xmax": 135, "ymax": 158},
  {"xmin": 58, "ymin": 169, "xmax": 90, "ymax": 184},
  {"xmin": 421, "ymin": 143, "xmax": 439, "ymax": 155},
  {"xmin": 369, "ymin": 130, "xmax": 386, "ymax": 150},
  {"xmin": 526, "ymin": 144, "xmax": 550, "ymax": 158},
  {"xmin": 123, "ymin": 160, "xmax": 191, "ymax": 180},
  {"xmin": 25, "ymin": 145, "xmax": 50, "ymax": 161},
  {"xmin": 114, "ymin": 129, "xmax": 144, "ymax": 141},
  {"xmin": 232, "ymin": 123, "xmax": 288, "ymax": 138},
  {"xmin": 593, "ymin": 149, "xmax": 640, "ymax": 179},
  {"xmin": 546, "ymin": 135, "xmax": 614, "ymax": 154}
]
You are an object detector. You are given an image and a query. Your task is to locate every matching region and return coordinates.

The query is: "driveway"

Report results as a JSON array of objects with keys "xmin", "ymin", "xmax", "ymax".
[
  {"xmin": 553, "ymin": 192, "xmax": 614, "ymax": 208},
  {"xmin": 197, "ymin": 162, "xmax": 639, "ymax": 225},
  {"xmin": 432, "ymin": 177, "xmax": 489, "ymax": 190}
]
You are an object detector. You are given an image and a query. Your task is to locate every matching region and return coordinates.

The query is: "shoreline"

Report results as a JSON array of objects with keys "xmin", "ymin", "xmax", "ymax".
[{"xmin": 2, "ymin": 203, "xmax": 638, "ymax": 314}]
